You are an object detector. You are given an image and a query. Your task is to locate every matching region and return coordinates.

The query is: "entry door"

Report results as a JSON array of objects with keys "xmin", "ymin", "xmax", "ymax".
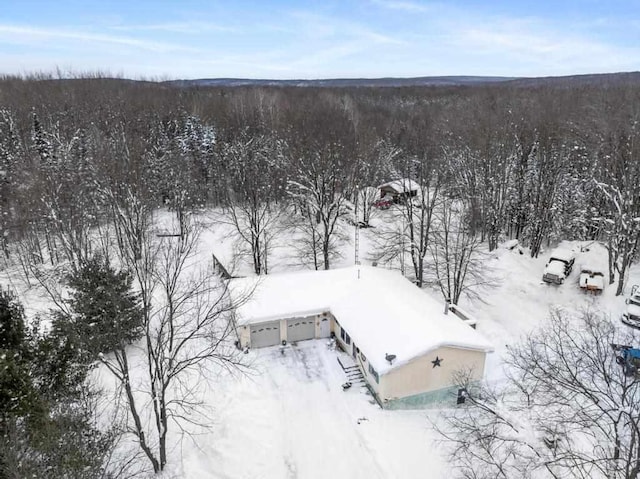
[{"xmin": 319, "ymin": 316, "xmax": 330, "ymax": 338}]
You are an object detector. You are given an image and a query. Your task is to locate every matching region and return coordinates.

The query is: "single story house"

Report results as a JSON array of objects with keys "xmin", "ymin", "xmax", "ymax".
[
  {"xmin": 230, "ymin": 266, "xmax": 493, "ymax": 408},
  {"xmin": 377, "ymin": 178, "xmax": 420, "ymax": 203}
]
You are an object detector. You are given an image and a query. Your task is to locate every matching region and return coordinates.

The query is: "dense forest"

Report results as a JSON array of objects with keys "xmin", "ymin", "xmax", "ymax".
[{"xmin": 1, "ymin": 74, "xmax": 639, "ymax": 291}]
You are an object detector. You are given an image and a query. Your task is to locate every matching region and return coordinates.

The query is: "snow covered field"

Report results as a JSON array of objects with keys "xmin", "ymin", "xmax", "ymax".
[{"xmin": 3, "ymin": 210, "xmax": 640, "ymax": 478}]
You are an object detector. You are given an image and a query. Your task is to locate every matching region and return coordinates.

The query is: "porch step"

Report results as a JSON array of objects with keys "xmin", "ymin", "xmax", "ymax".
[
  {"xmin": 337, "ymin": 355, "xmax": 366, "ymax": 390},
  {"xmin": 337, "ymin": 356, "xmax": 358, "ymax": 371}
]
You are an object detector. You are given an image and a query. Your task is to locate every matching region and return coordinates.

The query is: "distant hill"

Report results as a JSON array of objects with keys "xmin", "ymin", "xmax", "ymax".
[
  {"xmin": 164, "ymin": 72, "xmax": 640, "ymax": 89},
  {"xmin": 165, "ymin": 76, "xmax": 515, "ymax": 88},
  {"xmin": 505, "ymin": 71, "xmax": 640, "ymax": 88},
  {"xmin": 163, "ymin": 72, "xmax": 640, "ymax": 88}
]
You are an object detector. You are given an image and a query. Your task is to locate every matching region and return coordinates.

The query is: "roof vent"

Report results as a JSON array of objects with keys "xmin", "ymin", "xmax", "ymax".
[{"xmin": 385, "ymin": 353, "xmax": 396, "ymax": 365}]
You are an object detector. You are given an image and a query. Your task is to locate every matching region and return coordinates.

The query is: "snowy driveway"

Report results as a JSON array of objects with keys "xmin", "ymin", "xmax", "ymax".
[{"xmin": 176, "ymin": 340, "xmax": 448, "ymax": 479}]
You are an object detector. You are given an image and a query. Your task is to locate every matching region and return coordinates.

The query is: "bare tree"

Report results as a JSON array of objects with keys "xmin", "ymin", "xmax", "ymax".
[
  {"xmin": 371, "ymin": 157, "xmax": 441, "ymax": 287},
  {"xmin": 596, "ymin": 181, "xmax": 640, "ymax": 295},
  {"xmin": 354, "ymin": 139, "xmax": 400, "ymax": 227},
  {"xmin": 443, "ymin": 140, "xmax": 515, "ymax": 252},
  {"xmin": 29, "ymin": 113, "xmax": 102, "ymax": 271},
  {"xmin": 218, "ymin": 131, "xmax": 287, "ymax": 275},
  {"xmin": 428, "ymin": 199, "xmax": 489, "ymax": 303},
  {"xmin": 98, "ymin": 194, "xmax": 246, "ymax": 474},
  {"xmin": 593, "ymin": 118, "xmax": 640, "ymax": 295},
  {"xmin": 287, "ymin": 142, "xmax": 353, "ymax": 270},
  {"xmin": 436, "ymin": 309, "xmax": 640, "ymax": 479}
]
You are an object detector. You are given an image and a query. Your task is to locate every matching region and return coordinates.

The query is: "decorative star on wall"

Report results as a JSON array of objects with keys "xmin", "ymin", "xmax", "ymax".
[{"xmin": 431, "ymin": 356, "xmax": 443, "ymax": 368}]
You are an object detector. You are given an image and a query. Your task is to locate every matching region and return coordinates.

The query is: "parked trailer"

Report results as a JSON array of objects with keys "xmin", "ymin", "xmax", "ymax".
[{"xmin": 578, "ymin": 263, "xmax": 605, "ymax": 294}]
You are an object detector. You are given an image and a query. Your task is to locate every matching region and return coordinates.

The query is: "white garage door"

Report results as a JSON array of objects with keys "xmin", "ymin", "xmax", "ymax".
[
  {"xmin": 250, "ymin": 321, "xmax": 281, "ymax": 348},
  {"xmin": 286, "ymin": 317, "xmax": 316, "ymax": 343}
]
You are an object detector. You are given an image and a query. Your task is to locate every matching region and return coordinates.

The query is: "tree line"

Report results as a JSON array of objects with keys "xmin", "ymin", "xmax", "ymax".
[{"xmin": 1, "ymin": 76, "xmax": 639, "ymax": 292}]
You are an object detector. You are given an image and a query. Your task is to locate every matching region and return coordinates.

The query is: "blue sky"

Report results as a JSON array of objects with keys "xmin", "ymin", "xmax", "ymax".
[{"xmin": 1, "ymin": 0, "xmax": 639, "ymax": 79}]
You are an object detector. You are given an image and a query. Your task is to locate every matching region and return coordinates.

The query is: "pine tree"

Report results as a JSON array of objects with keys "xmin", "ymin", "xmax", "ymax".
[
  {"xmin": 0, "ymin": 289, "xmax": 114, "ymax": 478},
  {"xmin": 0, "ymin": 288, "xmax": 39, "ymax": 421},
  {"xmin": 63, "ymin": 256, "xmax": 143, "ymax": 355}
]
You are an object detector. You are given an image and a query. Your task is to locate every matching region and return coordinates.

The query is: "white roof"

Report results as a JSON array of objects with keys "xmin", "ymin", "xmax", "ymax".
[
  {"xmin": 545, "ymin": 261, "xmax": 566, "ymax": 277},
  {"xmin": 231, "ymin": 266, "xmax": 493, "ymax": 375},
  {"xmin": 580, "ymin": 263, "xmax": 604, "ymax": 274},
  {"xmin": 377, "ymin": 178, "xmax": 420, "ymax": 194},
  {"xmin": 549, "ymin": 248, "xmax": 575, "ymax": 262},
  {"xmin": 579, "ymin": 273, "xmax": 604, "ymax": 289}
]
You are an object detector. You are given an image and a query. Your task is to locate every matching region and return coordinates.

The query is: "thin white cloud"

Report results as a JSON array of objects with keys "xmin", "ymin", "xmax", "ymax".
[
  {"xmin": 0, "ymin": 24, "xmax": 195, "ymax": 53},
  {"xmin": 111, "ymin": 21, "xmax": 239, "ymax": 34},
  {"xmin": 370, "ymin": 0, "xmax": 432, "ymax": 13},
  {"xmin": 288, "ymin": 10, "xmax": 406, "ymax": 45},
  {"xmin": 279, "ymin": 11, "xmax": 408, "ymax": 76},
  {"xmin": 442, "ymin": 14, "xmax": 640, "ymax": 75}
]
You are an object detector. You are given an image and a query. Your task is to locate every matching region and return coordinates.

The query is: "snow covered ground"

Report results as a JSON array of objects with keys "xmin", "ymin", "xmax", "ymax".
[
  {"xmin": 168, "ymin": 223, "xmax": 640, "ymax": 478},
  {"xmin": 3, "ymin": 210, "xmax": 640, "ymax": 478},
  {"xmin": 174, "ymin": 341, "xmax": 447, "ymax": 479}
]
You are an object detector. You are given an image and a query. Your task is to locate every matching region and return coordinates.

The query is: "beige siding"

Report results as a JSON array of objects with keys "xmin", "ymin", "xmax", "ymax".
[
  {"xmin": 332, "ymin": 319, "xmax": 382, "ymax": 396},
  {"xmin": 237, "ymin": 324, "xmax": 250, "ymax": 349},
  {"xmin": 333, "ymin": 318, "xmax": 353, "ymax": 355},
  {"xmin": 360, "ymin": 352, "xmax": 382, "ymax": 396},
  {"xmin": 379, "ymin": 346, "xmax": 486, "ymax": 401},
  {"xmin": 279, "ymin": 318, "xmax": 287, "ymax": 343}
]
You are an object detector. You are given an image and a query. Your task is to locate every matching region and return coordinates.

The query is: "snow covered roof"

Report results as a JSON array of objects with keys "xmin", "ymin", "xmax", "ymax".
[
  {"xmin": 579, "ymin": 273, "xmax": 604, "ymax": 290},
  {"xmin": 377, "ymin": 178, "xmax": 420, "ymax": 194},
  {"xmin": 544, "ymin": 261, "xmax": 566, "ymax": 277},
  {"xmin": 548, "ymin": 249, "xmax": 575, "ymax": 263},
  {"xmin": 580, "ymin": 263, "xmax": 605, "ymax": 274},
  {"xmin": 231, "ymin": 266, "xmax": 493, "ymax": 375}
]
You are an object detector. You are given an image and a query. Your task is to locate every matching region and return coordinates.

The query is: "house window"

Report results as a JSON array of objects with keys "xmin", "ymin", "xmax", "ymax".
[
  {"xmin": 368, "ymin": 364, "xmax": 379, "ymax": 383},
  {"xmin": 340, "ymin": 328, "xmax": 351, "ymax": 345}
]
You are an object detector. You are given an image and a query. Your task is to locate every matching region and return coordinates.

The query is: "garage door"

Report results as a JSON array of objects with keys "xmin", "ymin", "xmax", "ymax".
[
  {"xmin": 286, "ymin": 317, "xmax": 316, "ymax": 343},
  {"xmin": 250, "ymin": 321, "xmax": 281, "ymax": 348}
]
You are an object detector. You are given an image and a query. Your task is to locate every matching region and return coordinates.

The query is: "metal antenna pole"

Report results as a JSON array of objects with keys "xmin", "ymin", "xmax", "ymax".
[{"xmin": 354, "ymin": 185, "xmax": 360, "ymax": 266}]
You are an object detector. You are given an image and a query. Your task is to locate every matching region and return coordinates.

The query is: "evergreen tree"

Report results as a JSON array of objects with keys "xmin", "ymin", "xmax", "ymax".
[
  {"xmin": 0, "ymin": 288, "xmax": 40, "ymax": 422},
  {"xmin": 0, "ymin": 289, "xmax": 114, "ymax": 478},
  {"xmin": 63, "ymin": 255, "xmax": 143, "ymax": 356}
]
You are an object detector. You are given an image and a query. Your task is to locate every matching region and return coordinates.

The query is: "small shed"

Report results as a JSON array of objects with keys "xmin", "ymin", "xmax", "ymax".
[
  {"xmin": 377, "ymin": 178, "xmax": 420, "ymax": 202},
  {"xmin": 230, "ymin": 266, "xmax": 493, "ymax": 408}
]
